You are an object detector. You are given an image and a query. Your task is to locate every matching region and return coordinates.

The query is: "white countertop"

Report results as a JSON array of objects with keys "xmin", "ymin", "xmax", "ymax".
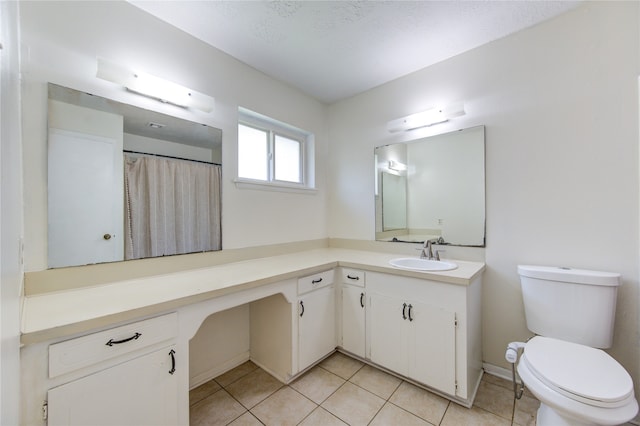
[{"xmin": 21, "ymin": 248, "xmax": 484, "ymax": 344}]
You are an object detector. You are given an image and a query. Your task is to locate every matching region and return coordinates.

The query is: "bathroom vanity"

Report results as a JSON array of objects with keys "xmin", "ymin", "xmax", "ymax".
[{"xmin": 20, "ymin": 248, "xmax": 484, "ymax": 426}]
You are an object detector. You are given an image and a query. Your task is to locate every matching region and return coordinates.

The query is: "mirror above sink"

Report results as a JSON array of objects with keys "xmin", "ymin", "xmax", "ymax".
[
  {"xmin": 47, "ymin": 84, "xmax": 223, "ymax": 269},
  {"xmin": 375, "ymin": 126, "xmax": 485, "ymax": 247}
]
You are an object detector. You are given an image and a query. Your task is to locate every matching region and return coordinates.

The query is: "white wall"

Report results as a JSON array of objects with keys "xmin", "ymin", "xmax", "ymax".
[
  {"xmin": 19, "ymin": 0, "xmax": 328, "ymax": 273},
  {"xmin": 1, "ymin": 0, "xmax": 23, "ymax": 423},
  {"xmin": 189, "ymin": 306, "xmax": 250, "ymax": 387},
  {"xmin": 328, "ymin": 0, "xmax": 640, "ymax": 393}
]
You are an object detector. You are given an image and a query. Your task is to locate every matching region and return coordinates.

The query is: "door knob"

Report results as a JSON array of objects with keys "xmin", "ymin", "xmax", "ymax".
[{"xmin": 103, "ymin": 234, "xmax": 112, "ymax": 240}]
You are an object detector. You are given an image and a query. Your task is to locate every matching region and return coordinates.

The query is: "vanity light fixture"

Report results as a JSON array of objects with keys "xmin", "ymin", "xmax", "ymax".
[
  {"xmin": 388, "ymin": 160, "xmax": 407, "ymax": 171},
  {"xmin": 96, "ymin": 58, "xmax": 215, "ymax": 113},
  {"xmin": 387, "ymin": 102, "xmax": 465, "ymax": 132}
]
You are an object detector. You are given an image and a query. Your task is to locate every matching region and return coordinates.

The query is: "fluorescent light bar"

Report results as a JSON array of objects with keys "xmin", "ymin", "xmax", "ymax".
[
  {"xmin": 96, "ymin": 58, "xmax": 215, "ymax": 113},
  {"xmin": 387, "ymin": 102, "xmax": 465, "ymax": 132},
  {"xmin": 388, "ymin": 160, "xmax": 407, "ymax": 171}
]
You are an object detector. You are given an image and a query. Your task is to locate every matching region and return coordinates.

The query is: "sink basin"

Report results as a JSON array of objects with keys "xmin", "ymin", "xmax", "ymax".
[{"xmin": 389, "ymin": 257, "xmax": 458, "ymax": 272}]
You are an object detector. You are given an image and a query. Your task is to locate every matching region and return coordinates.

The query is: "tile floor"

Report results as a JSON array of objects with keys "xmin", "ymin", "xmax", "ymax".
[{"xmin": 189, "ymin": 351, "xmax": 541, "ymax": 426}]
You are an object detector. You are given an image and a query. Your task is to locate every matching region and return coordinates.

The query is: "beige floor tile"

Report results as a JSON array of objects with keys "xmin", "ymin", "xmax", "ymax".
[
  {"xmin": 370, "ymin": 402, "xmax": 432, "ymax": 426},
  {"xmin": 215, "ymin": 361, "xmax": 259, "ymax": 387},
  {"xmin": 190, "ymin": 379, "xmax": 222, "ymax": 406},
  {"xmin": 299, "ymin": 407, "xmax": 347, "ymax": 426},
  {"xmin": 226, "ymin": 368, "xmax": 283, "ymax": 409},
  {"xmin": 473, "ymin": 379, "xmax": 515, "ymax": 420},
  {"xmin": 389, "ymin": 381, "xmax": 449, "ymax": 425},
  {"xmin": 481, "ymin": 373, "xmax": 513, "ymax": 391},
  {"xmin": 227, "ymin": 412, "xmax": 263, "ymax": 426},
  {"xmin": 319, "ymin": 352, "xmax": 364, "ymax": 380},
  {"xmin": 513, "ymin": 394, "xmax": 540, "ymax": 426},
  {"xmin": 484, "ymin": 372, "xmax": 537, "ymax": 400},
  {"xmin": 349, "ymin": 365, "xmax": 402, "ymax": 400},
  {"xmin": 322, "ymin": 382, "xmax": 385, "ymax": 426},
  {"xmin": 290, "ymin": 366, "xmax": 346, "ymax": 404},
  {"xmin": 189, "ymin": 389, "xmax": 247, "ymax": 426},
  {"xmin": 251, "ymin": 387, "xmax": 316, "ymax": 426},
  {"xmin": 441, "ymin": 403, "xmax": 512, "ymax": 426}
]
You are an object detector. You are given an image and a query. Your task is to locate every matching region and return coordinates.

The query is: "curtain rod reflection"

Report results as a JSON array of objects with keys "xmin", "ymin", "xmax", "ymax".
[{"xmin": 124, "ymin": 150, "xmax": 221, "ymax": 166}]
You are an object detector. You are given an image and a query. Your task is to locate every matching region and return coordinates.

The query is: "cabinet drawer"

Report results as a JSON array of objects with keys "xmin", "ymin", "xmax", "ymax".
[
  {"xmin": 341, "ymin": 268, "xmax": 366, "ymax": 287},
  {"xmin": 49, "ymin": 312, "xmax": 177, "ymax": 378},
  {"xmin": 298, "ymin": 270, "xmax": 334, "ymax": 294}
]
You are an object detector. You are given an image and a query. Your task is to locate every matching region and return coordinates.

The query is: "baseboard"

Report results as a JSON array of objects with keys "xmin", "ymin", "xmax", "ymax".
[
  {"xmin": 189, "ymin": 350, "xmax": 250, "ymax": 389},
  {"xmin": 482, "ymin": 362, "xmax": 513, "ymax": 382},
  {"xmin": 250, "ymin": 357, "xmax": 290, "ymax": 384}
]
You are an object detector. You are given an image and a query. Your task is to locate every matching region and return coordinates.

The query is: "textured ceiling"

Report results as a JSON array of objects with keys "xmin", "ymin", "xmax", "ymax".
[{"xmin": 130, "ymin": 1, "xmax": 581, "ymax": 104}]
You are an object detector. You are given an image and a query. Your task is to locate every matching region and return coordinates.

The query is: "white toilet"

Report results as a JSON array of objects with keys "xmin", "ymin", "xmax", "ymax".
[{"xmin": 512, "ymin": 265, "xmax": 638, "ymax": 426}]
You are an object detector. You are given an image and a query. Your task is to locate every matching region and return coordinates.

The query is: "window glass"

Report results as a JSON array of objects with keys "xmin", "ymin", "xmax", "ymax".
[
  {"xmin": 238, "ymin": 124, "xmax": 268, "ymax": 180},
  {"xmin": 274, "ymin": 134, "xmax": 301, "ymax": 183}
]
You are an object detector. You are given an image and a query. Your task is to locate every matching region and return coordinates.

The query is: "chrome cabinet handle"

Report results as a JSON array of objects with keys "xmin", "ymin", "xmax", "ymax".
[
  {"xmin": 105, "ymin": 332, "xmax": 141, "ymax": 346},
  {"xmin": 169, "ymin": 349, "xmax": 176, "ymax": 375},
  {"xmin": 360, "ymin": 293, "xmax": 365, "ymax": 308}
]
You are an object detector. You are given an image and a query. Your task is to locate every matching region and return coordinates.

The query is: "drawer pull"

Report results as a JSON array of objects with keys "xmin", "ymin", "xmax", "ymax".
[
  {"xmin": 347, "ymin": 274, "xmax": 360, "ymax": 280},
  {"xmin": 311, "ymin": 278, "xmax": 323, "ymax": 284},
  {"xmin": 105, "ymin": 332, "xmax": 142, "ymax": 346},
  {"xmin": 360, "ymin": 292, "xmax": 365, "ymax": 308},
  {"xmin": 169, "ymin": 349, "xmax": 176, "ymax": 375}
]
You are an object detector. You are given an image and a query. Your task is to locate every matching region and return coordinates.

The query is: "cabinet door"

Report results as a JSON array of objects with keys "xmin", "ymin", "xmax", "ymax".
[
  {"xmin": 342, "ymin": 286, "xmax": 366, "ymax": 358},
  {"xmin": 369, "ymin": 293, "xmax": 408, "ymax": 376},
  {"xmin": 298, "ymin": 286, "xmax": 336, "ymax": 371},
  {"xmin": 47, "ymin": 345, "xmax": 178, "ymax": 426},
  {"xmin": 408, "ymin": 302, "xmax": 456, "ymax": 395}
]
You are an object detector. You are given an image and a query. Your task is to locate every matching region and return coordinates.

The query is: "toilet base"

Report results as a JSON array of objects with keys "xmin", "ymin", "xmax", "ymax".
[{"xmin": 537, "ymin": 403, "xmax": 595, "ymax": 426}]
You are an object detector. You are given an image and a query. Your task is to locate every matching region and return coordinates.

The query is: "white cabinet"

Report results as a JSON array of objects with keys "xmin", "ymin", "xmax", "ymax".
[
  {"xmin": 47, "ymin": 345, "xmax": 178, "ymax": 426},
  {"xmin": 340, "ymin": 268, "xmax": 366, "ymax": 358},
  {"xmin": 297, "ymin": 270, "xmax": 336, "ymax": 371},
  {"xmin": 370, "ymin": 293, "xmax": 456, "ymax": 394},
  {"xmin": 46, "ymin": 313, "xmax": 179, "ymax": 426},
  {"xmin": 367, "ymin": 272, "xmax": 482, "ymax": 401}
]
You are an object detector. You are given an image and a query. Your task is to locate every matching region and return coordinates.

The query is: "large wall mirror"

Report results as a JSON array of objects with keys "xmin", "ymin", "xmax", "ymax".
[
  {"xmin": 47, "ymin": 84, "xmax": 223, "ymax": 268},
  {"xmin": 375, "ymin": 125, "xmax": 485, "ymax": 247}
]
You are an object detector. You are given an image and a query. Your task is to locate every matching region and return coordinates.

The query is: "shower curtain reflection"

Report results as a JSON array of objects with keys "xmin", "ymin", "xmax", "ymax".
[{"xmin": 124, "ymin": 155, "xmax": 222, "ymax": 260}]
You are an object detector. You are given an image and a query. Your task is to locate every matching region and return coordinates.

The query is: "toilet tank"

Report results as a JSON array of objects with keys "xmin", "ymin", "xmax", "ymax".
[{"xmin": 517, "ymin": 265, "xmax": 620, "ymax": 348}]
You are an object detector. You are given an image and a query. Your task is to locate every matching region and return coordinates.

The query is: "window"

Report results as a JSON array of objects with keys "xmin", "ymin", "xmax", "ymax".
[{"xmin": 236, "ymin": 108, "xmax": 315, "ymax": 193}]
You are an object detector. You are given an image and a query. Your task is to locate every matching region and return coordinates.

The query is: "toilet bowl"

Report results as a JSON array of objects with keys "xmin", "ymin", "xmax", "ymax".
[
  {"xmin": 511, "ymin": 265, "xmax": 638, "ymax": 426},
  {"xmin": 517, "ymin": 336, "xmax": 638, "ymax": 426}
]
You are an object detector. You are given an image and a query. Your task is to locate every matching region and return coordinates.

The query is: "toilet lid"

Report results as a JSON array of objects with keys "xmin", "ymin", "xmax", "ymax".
[{"xmin": 523, "ymin": 336, "xmax": 634, "ymax": 407}]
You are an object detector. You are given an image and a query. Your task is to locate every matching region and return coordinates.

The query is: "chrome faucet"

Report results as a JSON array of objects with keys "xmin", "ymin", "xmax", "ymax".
[
  {"xmin": 420, "ymin": 238, "xmax": 444, "ymax": 260},
  {"xmin": 420, "ymin": 239, "xmax": 435, "ymax": 260}
]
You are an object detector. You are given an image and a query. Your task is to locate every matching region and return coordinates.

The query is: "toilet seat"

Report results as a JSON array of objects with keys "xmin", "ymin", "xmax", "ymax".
[{"xmin": 522, "ymin": 336, "xmax": 634, "ymax": 408}]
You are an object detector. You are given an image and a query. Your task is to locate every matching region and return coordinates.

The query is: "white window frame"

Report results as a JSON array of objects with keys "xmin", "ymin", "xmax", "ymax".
[{"xmin": 235, "ymin": 108, "xmax": 316, "ymax": 194}]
